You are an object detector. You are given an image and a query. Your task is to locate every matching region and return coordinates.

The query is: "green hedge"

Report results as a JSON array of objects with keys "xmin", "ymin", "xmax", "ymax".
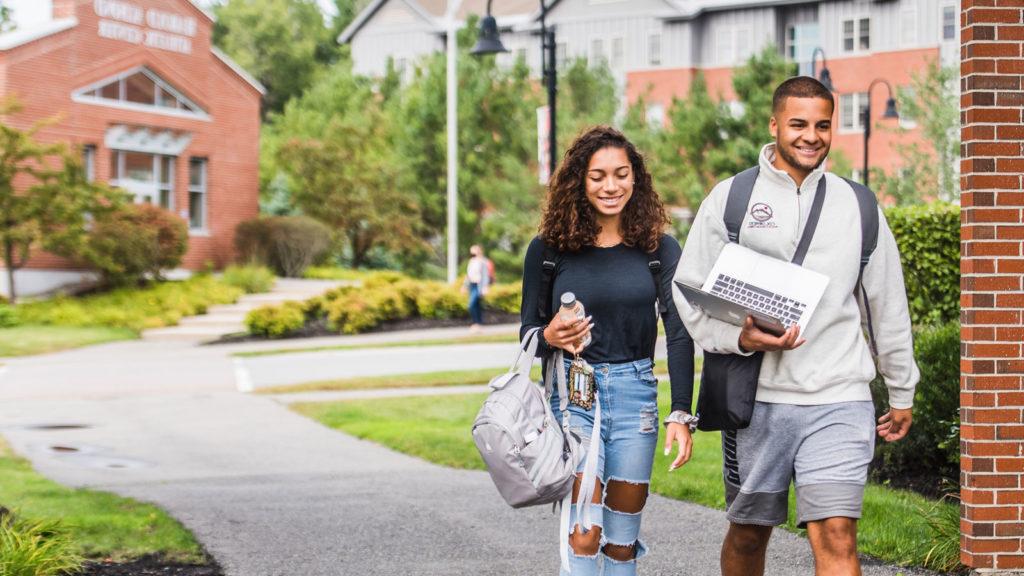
[
  {"xmin": 246, "ymin": 271, "xmax": 523, "ymax": 338},
  {"xmin": 870, "ymin": 321, "xmax": 960, "ymax": 495},
  {"xmin": 16, "ymin": 276, "xmax": 242, "ymax": 333},
  {"xmin": 884, "ymin": 203, "xmax": 959, "ymax": 326}
]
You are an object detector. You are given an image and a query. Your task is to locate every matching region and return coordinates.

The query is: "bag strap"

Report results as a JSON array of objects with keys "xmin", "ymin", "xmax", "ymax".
[
  {"xmin": 648, "ymin": 252, "xmax": 669, "ymax": 316},
  {"xmin": 842, "ymin": 177, "xmax": 881, "ymax": 356},
  {"xmin": 538, "ymin": 245, "xmax": 561, "ymax": 322},
  {"xmin": 724, "ymin": 166, "xmax": 760, "ymax": 243},
  {"xmin": 511, "ymin": 327, "xmax": 541, "ymax": 379},
  {"xmin": 790, "ymin": 175, "xmax": 828, "ymax": 266}
]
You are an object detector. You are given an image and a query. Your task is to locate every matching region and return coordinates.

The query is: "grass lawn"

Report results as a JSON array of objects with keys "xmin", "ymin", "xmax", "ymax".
[
  {"xmin": 235, "ymin": 333, "xmax": 522, "ymax": 358},
  {"xmin": 0, "ymin": 439, "xmax": 204, "ymax": 563},
  {"xmin": 257, "ymin": 365, "xmax": 551, "ymax": 395},
  {"xmin": 0, "ymin": 325, "xmax": 137, "ymax": 357},
  {"xmin": 294, "ymin": 379, "xmax": 957, "ymax": 571}
]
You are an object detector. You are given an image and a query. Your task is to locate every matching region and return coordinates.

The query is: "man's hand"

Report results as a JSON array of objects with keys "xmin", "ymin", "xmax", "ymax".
[
  {"xmin": 738, "ymin": 317, "xmax": 805, "ymax": 353},
  {"xmin": 543, "ymin": 313, "xmax": 594, "ymax": 354},
  {"xmin": 664, "ymin": 423, "xmax": 693, "ymax": 472},
  {"xmin": 877, "ymin": 408, "xmax": 913, "ymax": 442}
]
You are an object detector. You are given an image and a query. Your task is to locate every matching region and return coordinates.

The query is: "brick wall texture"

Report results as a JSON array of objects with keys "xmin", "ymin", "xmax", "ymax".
[
  {"xmin": 0, "ymin": 0, "xmax": 261, "ymax": 271},
  {"xmin": 961, "ymin": 1, "xmax": 1024, "ymax": 572}
]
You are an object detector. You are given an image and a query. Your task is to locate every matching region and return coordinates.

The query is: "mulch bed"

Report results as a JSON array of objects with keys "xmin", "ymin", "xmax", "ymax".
[
  {"xmin": 208, "ymin": 312, "xmax": 520, "ymax": 345},
  {"xmin": 81, "ymin": 556, "xmax": 223, "ymax": 576}
]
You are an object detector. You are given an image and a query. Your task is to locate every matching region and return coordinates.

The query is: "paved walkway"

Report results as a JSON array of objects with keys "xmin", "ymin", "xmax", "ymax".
[{"xmin": 0, "ymin": 327, "xmax": 935, "ymax": 576}]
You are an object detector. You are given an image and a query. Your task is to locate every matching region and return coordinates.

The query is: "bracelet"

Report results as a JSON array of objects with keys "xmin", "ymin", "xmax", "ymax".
[{"xmin": 663, "ymin": 410, "xmax": 699, "ymax": 432}]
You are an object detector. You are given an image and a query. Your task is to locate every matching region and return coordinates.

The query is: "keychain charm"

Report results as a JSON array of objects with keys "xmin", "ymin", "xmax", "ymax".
[{"xmin": 568, "ymin": 354, "xmax": 596, "ymax": 410}]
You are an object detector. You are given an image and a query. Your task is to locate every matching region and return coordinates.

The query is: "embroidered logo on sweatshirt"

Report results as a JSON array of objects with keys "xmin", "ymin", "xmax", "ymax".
[{"xmin": 748, "ymin": 203, "xmax": 778, "ymax": 229}]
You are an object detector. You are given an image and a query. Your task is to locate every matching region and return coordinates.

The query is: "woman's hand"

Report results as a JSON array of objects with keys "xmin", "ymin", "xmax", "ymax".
[
  {"xmin": 543, "ymin": 313, "xmax": 593, "ymax": 354},
  {"xmin": 664, "ymin": 423, "xmax": 693, "ymax": 472}
]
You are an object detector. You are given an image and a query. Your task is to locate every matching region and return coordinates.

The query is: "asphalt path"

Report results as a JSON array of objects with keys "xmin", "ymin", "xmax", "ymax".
[{"xmin": 0, "ymin": 330, "xmax": 935, "ymax": 576}]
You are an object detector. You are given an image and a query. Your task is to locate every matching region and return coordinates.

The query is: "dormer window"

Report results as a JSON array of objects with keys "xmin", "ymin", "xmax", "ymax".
[{"xmin": 73, "ymin": 67, "xmax": 208, "ymax": 119}]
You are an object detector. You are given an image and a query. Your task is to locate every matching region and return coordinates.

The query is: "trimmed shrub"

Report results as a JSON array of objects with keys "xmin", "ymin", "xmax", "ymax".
[
  {"xmin": 235, "ymin": 216, "xmax": 331, "ymax": 278},
  {"xmin": 83, "ymin": 203, "xmax": 188, "ymax": 286},
  {"xmin": 222, "ymin": 265, "xmax": 275, "ymax": 294},
  {"xmin": 885, "ymin": 203, "xmax": 959, "ymax": 326},
  {"xmin": 414, "ymin": 283, "xmax": 466, "ymax": 319},
  {"xmin": 0, "ymin": 516, "xmax": 82, "ymax": 576},
  {"xmin": 245, "ymin": 302, "xmax": 305, "ymax": 338},
  {"xmin": 870, "ymin": 321, "xmax": 959, "ymax": 495},
  {"xmin": 484, "ymin": 284, "xmax": 522, "ymax": 314},
  {"xmin": 0, "ymin": 305, "xmax": 19, "ymax": 328}
]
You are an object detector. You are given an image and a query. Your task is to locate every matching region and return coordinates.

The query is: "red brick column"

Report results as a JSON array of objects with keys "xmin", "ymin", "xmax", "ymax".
[{"xmin": 961, "ymin": 1, "xmax": 1024, "ymax": 572}]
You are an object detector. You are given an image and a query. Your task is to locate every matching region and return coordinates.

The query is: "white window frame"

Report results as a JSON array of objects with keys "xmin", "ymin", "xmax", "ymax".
[
  {"xmin": 900, "ymin": 5, "xmax": 917, "ymax": 47},
  {"xmin": 610, "ymin": 36, "xmax": 624, "ymax": 70},
  {"xmin": 72, "ymin": 66, "xmax": 210, "ymax": 121},
  {"xmin": 842, "ymin": 16, "xmax": 871, "ymax": 54},
  {"xmin": 590, "ymin": 37, "xmax": 606, "ymax": 66},
  {"xmin": 188, "ymin": 157, "xmax": 208, "ymax": 233},
  {"xmin": 942, "ymin": 3, "xmax": 957, "ymax": 41},
  {"xmin": 83, "ymin": 144, "xmax": 96, "ymax": 182},
  {"xmin": 840, "ymin": 92, "xmax": 869, "ymax": 134},
  {"xmin": 109, "ymin": 149, "xmax": 176, "ymax": 211},
  {"xmin": 648, "ymin": 32, "xmax": 662, "ymax": 67}
]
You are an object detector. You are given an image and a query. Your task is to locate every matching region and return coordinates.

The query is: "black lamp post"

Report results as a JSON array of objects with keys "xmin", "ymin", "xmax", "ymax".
[
  {"xmin": 472, "ymin": 0, "xmax": 558, "ymax": 180},
  {"xmin": 862, "ymin": 78, "xmax": 899, "ymax": 187},
  {"xmin": 810, "ymin": 47, "xmax": 834, "ymax": 92}
]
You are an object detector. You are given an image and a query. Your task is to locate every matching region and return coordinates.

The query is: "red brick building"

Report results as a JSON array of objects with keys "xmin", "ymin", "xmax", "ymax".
[
  {"xmin": 0, "ymin": 0, "xmax": 262, "ymax": 297},
  {"xmin": 961, "ymin": 1, "xmax": 1024, "ymax": 572}
]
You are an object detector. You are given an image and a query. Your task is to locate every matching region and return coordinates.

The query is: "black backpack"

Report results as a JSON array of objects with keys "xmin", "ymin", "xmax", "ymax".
[{"xmin": 695, "ymin": 167, "xmax": 880, "ymax": 432}]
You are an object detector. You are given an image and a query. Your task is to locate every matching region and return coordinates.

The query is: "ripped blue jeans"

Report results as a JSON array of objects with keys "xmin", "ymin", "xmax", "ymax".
[{"xmin": 550, "ymin": 358, "xmax": 660, "ymax": 576}]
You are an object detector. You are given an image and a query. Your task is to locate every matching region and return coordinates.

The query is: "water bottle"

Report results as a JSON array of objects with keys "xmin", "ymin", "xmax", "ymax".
[{"xmin": 559, "ymin": 292, "xmax": 592, "ymax": 349}]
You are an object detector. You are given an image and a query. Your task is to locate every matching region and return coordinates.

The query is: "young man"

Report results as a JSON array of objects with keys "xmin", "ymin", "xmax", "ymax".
[{"xmin": 673, "ymin": 77, "xmax": 919, "ymax": 576}]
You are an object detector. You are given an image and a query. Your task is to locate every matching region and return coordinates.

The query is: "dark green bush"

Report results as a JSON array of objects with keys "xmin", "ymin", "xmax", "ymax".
[
  {"xmin": 870, "ymin": 322, "xmax": 959, "ymax": 496},
  {"xmin": 83, "ymin": 204, "xmax": 188, "ymax": 286},
  {"xmin": 235, "ymin": 216, "xmax": 331, "ymax": 278},
  {"xmin": 885, "ymin": 203, "xmax": 959, "ymax": 326},
  {"xmin": 0, "ymin": 305, "xmax": 19, "ymax": 328}
]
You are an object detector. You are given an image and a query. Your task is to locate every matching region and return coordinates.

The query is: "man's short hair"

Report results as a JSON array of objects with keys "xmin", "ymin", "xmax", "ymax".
[{"xmin": 772, "ymin": 77, "xmax": 835, "ymax": 114}]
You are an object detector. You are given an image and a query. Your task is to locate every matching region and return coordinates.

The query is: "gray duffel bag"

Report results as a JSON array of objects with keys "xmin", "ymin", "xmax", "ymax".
[{"xmin": 472, "ymin": 327, "xmax": 580, "ymax": 507}]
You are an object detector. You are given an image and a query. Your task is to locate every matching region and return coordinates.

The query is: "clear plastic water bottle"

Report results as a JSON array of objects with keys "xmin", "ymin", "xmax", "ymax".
[{"xmin": 559, "ymin": 292, "xmax": 592, "ymax": 349}]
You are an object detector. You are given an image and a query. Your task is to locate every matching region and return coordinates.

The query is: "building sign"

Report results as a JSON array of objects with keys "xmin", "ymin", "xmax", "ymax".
[
  {"xmin": 537, "ymin": 106, "xmax": 550, "ymax": 185},
  {"xmin": 94, "ymin": 0, "xmax": 196, "ymax": 55}
]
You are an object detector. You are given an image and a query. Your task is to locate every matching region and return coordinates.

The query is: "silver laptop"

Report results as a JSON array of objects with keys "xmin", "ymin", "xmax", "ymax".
[{"xmin": 676, "ymin": 243, "xmax": 829, "ymax": 335}]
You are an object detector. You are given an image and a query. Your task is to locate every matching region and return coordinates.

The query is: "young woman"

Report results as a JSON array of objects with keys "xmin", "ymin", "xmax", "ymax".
[{"xmin": 520, "ymin": 126, "xmax": 696, "ymax": 575}]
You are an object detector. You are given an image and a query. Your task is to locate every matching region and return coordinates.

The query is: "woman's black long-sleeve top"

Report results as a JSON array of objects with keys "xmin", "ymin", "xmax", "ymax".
[{"xmin": 519, "ymin": 234, "xmax": 696, "ymax": 414}]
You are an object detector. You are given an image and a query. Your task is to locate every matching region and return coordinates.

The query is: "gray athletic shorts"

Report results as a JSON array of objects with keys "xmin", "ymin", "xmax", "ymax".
[{"xmin": 722, "ymin": 400, "xmax": 876, "ymax": 528}]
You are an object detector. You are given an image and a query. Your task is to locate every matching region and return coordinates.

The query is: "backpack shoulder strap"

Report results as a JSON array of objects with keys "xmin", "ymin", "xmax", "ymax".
[
  {"xmin": 842, "ymin": 176, "xmax": 881, "ymax": 356},
  {"xmin": 647, "ymin": 250, "xmax": 668, "ymax": 316},
  {"xmin": 724, "ymin": 166, "xmax": 760, "ymax": 243},
  {"xmin": 538, "ymin": 244, "xmax": 561, "ymax": 321},
  {"xmin": 841, "ymin": 177, "xmax": 880, "ymax": 283}
]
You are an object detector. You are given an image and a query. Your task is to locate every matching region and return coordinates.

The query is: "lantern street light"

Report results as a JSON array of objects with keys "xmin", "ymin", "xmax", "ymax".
[
  {"xmin": 862, "ymin": 78, "xmax": 899, "ymax": 188},
  {"xmin": 810, "ymin": 47, "xmax": 834, "ymax": 92},
  {"xmin": 472, "ymin": 0, "xmax": 558, "ymax": 182}
]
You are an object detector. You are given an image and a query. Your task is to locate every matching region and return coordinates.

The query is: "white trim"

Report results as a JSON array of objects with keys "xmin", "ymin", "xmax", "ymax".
[
  {"xmin": 188, "ymin": 228, "xmax": 211, "ymax": 237},
  {"xmin": 0, "ymin": 17, "xmax": 77, "ymax": 50},
  {"xmin": 73, "ymin": 94, "xmax": 211, "ymax": 121},
  {"xmin": 211, "ymin": 46, "xmax": 267, "ymax": 95},
  {"xmin": 841, "ymin": 15, "xmax": 871, "ymax": 55},
  {"xmin": 839, "ymin": 92, "xmax": 868, "ymax": 135}
]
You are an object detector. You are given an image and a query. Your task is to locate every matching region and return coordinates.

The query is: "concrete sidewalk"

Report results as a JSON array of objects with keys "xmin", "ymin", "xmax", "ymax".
[{"xmin": 0, "ymin": 328, "xmax": 935, "ymax": 576}]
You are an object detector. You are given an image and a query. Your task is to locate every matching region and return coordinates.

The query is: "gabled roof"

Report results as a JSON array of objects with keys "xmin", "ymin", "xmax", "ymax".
[
  {"xmin": 0, "ymin": 17, "xmax": 76, "ymax": 51},
  {"xmin": 339, "ymin": 0, "xmax": 538, "ymax": 44}
]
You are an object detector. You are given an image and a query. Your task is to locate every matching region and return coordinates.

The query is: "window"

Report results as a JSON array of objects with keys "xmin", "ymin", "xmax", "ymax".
[
  {"xmin": 943, "ymin": 5, "xmax": 957, "ymax": 40},
  {"xmin": 189, "ymin": 158, "xmax": 207, "ymax": 230},
  {"xmin": 840, "ymin": 93, "xmax": 869, "ymax": 132},
  {"xmin": 786, "ymin": 23, "xmax": 821, "ymax": 74},
  {"xmin": 74, "ymin": 67, "xmax": 205, "ymax": 117},
  {"xmin": 901, "ymin": 7, "xmax": 917, "ymax": 46},
  {"xmin": 109, "ymin": 150, "xmax": 176, "ymax": 210},
  {"xmin": 590, "ymin": 38, "xmax": 606, "ymax": 65},
  {"xmin": 555, "ymin": 42, "xmax": 567, "ymax": 69},
  {"xmin": 648, "ymin": 33, "xmax": 661, "ymax": 66},
  {"xmin": 842, "ymin": 18, "xmax": 870, "ymax": 52},
  {"xmin": 611, "ymin": 37, "xmax": 624, "ymax": 70},
  {"xmin": 83, "ymin": 145, "xmax": 96, "ymax": 182}
]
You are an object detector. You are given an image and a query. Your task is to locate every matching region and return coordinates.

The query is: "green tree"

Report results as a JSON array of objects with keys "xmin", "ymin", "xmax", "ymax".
[
  {"xmin": 873, "ymin": 61, "xmax": 960, "ymax": 204},
  {"xmin": 273, "ymin": 63, "xmax": 424, "ymax": 268},
  {"xmin": 0, "ymin": 100, "xmax": 124, "ymax": 302},
  {"xmin": 213, "ymin": 0, "xmax": 338, "ymax": 115},
  {"xmin": 557, "ymin": 57, "xmax": 618, "ymax": 145}
]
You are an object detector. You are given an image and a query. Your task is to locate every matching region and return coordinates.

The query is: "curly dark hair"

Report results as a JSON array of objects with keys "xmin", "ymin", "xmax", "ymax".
[{"xmin": 539, "ymin": 125, "xmax": 669, "ymax": 253}]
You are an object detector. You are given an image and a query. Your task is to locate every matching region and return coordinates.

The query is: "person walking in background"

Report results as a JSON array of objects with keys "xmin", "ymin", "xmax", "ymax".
[
  {"xmin": 520, "ymin": 126, "xmax": 696, "ymax": 575},
  {"xmin": 674, "ymin": 77, "xmax": 919, "ymax": 576},
  {"xmin": 463, "ymin": 244, "xmax": 490, "ymax": 332}
]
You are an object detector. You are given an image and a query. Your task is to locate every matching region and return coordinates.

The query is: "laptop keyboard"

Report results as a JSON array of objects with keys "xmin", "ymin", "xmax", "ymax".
[{"xmin": 710, "ymin": 274, "xmax": 807, "ymax": 328}]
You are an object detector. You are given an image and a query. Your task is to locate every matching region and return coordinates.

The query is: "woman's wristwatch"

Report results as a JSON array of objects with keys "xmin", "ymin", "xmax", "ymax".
[{"xmin": 663, "ymin": 410, "xmax": 699, "ymax": 432}]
